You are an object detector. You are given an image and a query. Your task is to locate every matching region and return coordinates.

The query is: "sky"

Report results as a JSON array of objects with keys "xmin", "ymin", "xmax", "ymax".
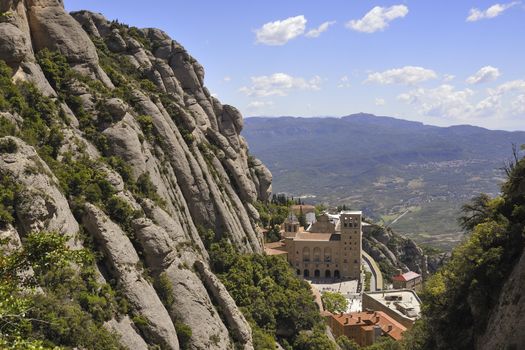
[{"xmin": 65, "ymin": 1, "xmax": 525, "ymax": 130}]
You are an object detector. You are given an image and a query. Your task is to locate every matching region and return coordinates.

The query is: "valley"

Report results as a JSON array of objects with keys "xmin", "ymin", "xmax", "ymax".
[{"xmin": 243, "ymin": 114, "xmax": 525, "ymax": 250}]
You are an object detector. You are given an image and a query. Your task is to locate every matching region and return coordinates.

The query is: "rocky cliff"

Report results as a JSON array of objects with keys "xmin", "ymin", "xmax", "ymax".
[
  {"xmin": 0, "ymin": 1, "xmax": 272, "ymax": 349},
  {"xmin": 476, "ymin": 246, "xmax": 525, "ymax": 350},
  {"xmin": 363, "ymin": 224, "xmax": 447, "ymax": 281}
]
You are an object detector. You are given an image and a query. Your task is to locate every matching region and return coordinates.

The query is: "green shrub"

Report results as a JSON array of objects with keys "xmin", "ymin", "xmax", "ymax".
[
  {"xmin": 134, "ymin": 172, "xmax": 166, "ymax": 208},
  {"xmin": 0, "ymin": 138, "xmax": 17, "ymax": 153},
  {"xmin": 293, "ymin": 329, "xmax": 336, "ymax": 350},
  {"xmin": 105, "ymin": 156, "xmax": 133, "ymax": 186},
  {"xmin": 154, "ymin": 272, "xmax": 174, "ymax": 308},
  {"xmin": 0, "ymin": 171, "xmax": 21, "ymax": 228},
  {"xmin": 105, "ymin": 195, "xmax": 139, "ymax": 231},
  {"xmin": 36, "ymin": 49, "xmax": 71, "ymax": 91},
  {"xmin": 195, "ymin": 225, "xmax": 215, "ymax": 249},
  {"xmin": 0, "ymin": 117, "xmax": 17, "ymax": 138},
  {"xmin": 175, "ymin": 322, "xmax": 192, "ymax": 350},
  {"xmin": 53, "ymin": 154, "xmax": 115, "ymax": 206},
  {"xmin": 0, "ymin": 232, "xmax": 121, "ymax": 349},
  {"xmin": 136, "ymin": 115, "xmax": 154, "ymax": 139},
  {"xmin": 252, "ymin": 325, "xmax": 275, "ymax": 350},
  {"xmin": 321, "ymin": 291, "xmax": 349, "ymax": 314},
  {"xmin": 336, "ymin": 336, "xmax": 360, "ymax": 350}
]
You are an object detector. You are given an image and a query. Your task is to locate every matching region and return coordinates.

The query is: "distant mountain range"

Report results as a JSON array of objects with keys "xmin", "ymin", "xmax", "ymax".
[{"xmin": 243, "ymin": 113, "xmax": 525, "ymax": 249}]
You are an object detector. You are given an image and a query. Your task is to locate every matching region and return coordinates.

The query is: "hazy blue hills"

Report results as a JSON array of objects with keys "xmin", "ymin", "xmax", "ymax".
[{"xmin": 243, "ymin": 114, "xmax": 525, "ymax": 249}]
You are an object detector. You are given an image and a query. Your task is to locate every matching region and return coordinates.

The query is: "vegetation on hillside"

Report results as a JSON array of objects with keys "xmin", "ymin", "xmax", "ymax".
[
  {"xmin": 0, "ymin": 54, "xmax": 165, "ymax": 348},
  {"xmin": 0, "ymin": 232, "xmax": 124, "ymax": 349},
  {"xmin": 209, "ymin": 240, "xmax": 334, "ymax": 349},
  {"xmin": 402, "ymin": 147, "xmax": 525, "ymax": 349}
]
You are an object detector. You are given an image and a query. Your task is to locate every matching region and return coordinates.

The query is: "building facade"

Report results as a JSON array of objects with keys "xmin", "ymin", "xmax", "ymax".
[
  {"xmin": 326, "ymin": 310, "xmax": 407, "ymax": 346},
  {"xmin": 284, "ymin": 211, "xmax": 363, "ymax": 280},
  {"xmin": 392, "ymin": 271, "xmax": 423, "ymax": 292},
  {"xmin": 362, "ymin": 290, "xmax": 421, "ymax": 329}
]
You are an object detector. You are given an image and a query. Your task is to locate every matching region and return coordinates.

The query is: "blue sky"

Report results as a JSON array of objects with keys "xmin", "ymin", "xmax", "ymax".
[{"xmin": 65, "ymin": 1, "xmax": 525, "ymax": 130}]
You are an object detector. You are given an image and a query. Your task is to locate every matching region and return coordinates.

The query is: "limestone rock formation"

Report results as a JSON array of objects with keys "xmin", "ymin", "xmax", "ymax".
[
  {"xmin": 363, "ymin": 223, "xmax": 447, "ymax": 280},
  {"xmin": 0, "ymin": 137, "xmax": 79, "ymax": 237},
  {"xmin": 0, "ymin": 1, "xmax": 270, "ymax": 348},
  {"xmin": 476, "ymin": 247, "xmax": 525, "ymax": 350}
]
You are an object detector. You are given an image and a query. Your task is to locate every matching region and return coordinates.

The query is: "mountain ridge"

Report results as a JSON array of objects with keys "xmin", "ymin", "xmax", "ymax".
[
  {"xmin": 243, "ymin": 114, "xmax": 525, "ymax": 249},
  {"xmin": 247, "ymin": 113, "xmax": 525, "ymax": 133}
]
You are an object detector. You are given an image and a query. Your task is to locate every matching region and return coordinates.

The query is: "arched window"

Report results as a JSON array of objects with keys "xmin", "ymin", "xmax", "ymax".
[
  {"xmin": 296, "ymin": 269, "xmax": 301, "ymax": 275},
  {"xmin": 314, "ymin": 269, "xmax": 320, "ymax": 278},
  {"xmin": 325, "ymin": 270, "xmax": 331, "ymax": 279},
  {"xmin": 324, "ymin": 247, "xmax": 332, "ymax": 262},
  {"xmin": 313, "ymin": 247, "xmax": 321, "ymax": 262},
  {"xmin": 302, "ymin": 247, "xmax": 310, "ymax": 262},
  {"xmin": 334, "ymin": 270, "xmax": 340, "ymax": 279},
  {"xmin": 303, "ymin": 269, "xmax": 309, "ymax": 277}
]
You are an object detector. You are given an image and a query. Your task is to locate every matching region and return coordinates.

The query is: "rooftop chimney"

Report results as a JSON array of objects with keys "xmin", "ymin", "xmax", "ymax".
[
  {"xmin": 344, "ymin": 318, "xmax": 349, "ymax": 325},
  {"xmin": 357, "ymin": 316, "xmax": 361, "ymax": 323},
  {"xmin": 375, "ymin": 316, "xmax": 380, "ymax": 323},
  {"xmin": 388, "ymin": 324, "xmax": 393, "ymax": 332}
]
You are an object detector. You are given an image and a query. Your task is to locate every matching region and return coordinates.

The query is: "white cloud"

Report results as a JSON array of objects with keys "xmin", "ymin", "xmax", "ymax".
[
  {"xmin": 365, "ymin": 66, "xmax": 437, "ymax": 85},
  {"xmin": 239, "ymin": 73, "xmax": 322, "ymax": 97},
  {"xmin": 466, "ymin": 66, "xmax": 501, "ymax": 84},
  {"xmin": 346, "ymin": 5, "xmax": 408, "ymax": 33},
  {"xmin": 375, "ymin": 98, "xmax": 386, "ymax": 106},
  {"xmin": 443, "ymin": 74, "xmax": 456, "ymax": 82},
  {"xmin": 337, "ymin": 75, "xmax": 351, "ymax": 88},
  {"xmin": 479, "ymin": 79, "xmax": 525, "ymax": 116},
  {"xmin": 488, "ymin": 79, "xmax": 525, "ymax": 94},
  {"xmin": 398, "ymin": 79, "xmax": 525, "ymax": 120},
  {"xmin": 255, "ymin": 15, "xmax": 307, "ymax": 45},
  {"xmin": 223, "ymin": 76, "xmax": 231, "ymax": 82},
  {"xmin": 305, "ymin": 21, "xmax": 336, "ymax": 38},
  {"xmin": 511, "ymin": 94, "xmax": 525, "ymax": 115},
  {"xmin": 397, "ymin": 84, "xmax": 475, "ymax": 119},
  {"xmin": 247, "ymin": 101, "xmax": 274, "ymax": 110},
  {"xmin": 467, "ymin": 2, "xmax": 520, "ymax": 22}
]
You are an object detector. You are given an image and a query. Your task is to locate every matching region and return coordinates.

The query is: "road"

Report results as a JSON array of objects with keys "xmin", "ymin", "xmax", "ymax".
[
  {"xmin": 388, "ymin": 208, "xmax": 411, "ymax": 227},
  {"xmin": 362, "ymin": 251, "xmax": 383, "ymax": 291}
]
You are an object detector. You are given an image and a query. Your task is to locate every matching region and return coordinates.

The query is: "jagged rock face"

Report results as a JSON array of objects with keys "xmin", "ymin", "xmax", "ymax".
[
  {"xmin": 476, "ymin": 247, "xmax": 525, "ymax": 350},
  {"xmin": 363, "ymin": 224, "xmax": 446, "ymax": 280},
  {"xmin": 0, "ymin": 1, "xmax": 271, "ymax": 348},
  {"xmin": 0, "ymin": 137, "xmax": 79, "ymax": 237}
]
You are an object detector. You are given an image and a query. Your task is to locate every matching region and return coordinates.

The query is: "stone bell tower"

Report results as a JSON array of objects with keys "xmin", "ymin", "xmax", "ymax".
[{"xmin": 339, "ymin": 211, "xmax": 362, "ymax": 279}]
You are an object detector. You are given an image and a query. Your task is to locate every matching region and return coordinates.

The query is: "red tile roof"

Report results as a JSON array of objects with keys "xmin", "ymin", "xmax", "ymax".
[
  {"xmin": 393, "ymin": 271, "xmax": 421, "ymax": 282},
  {"xmin": 330, "ymin": 311, "xmax": 407, "ymax": 341}
]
